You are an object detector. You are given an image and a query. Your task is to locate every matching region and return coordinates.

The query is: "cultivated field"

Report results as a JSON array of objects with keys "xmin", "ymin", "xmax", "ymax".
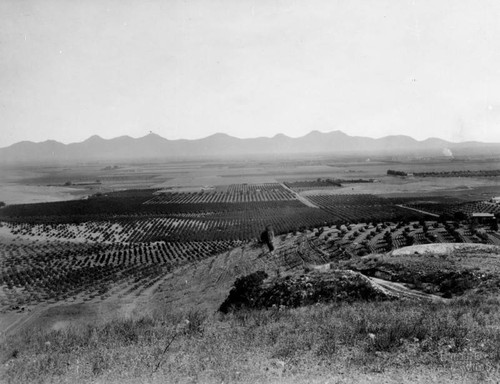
[{"xmin": 1, "ymin": 156, "xmax": 500, "ymax": 383}]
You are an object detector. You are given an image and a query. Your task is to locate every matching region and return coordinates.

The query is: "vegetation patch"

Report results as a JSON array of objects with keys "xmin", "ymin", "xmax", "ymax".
[
  {"xmin": 305, "ymin": 194, "xmax": 427, "ymax": 223},
  {"xmin": 219, "ymin": 269, "xmax": 393, "ymax": 313}
]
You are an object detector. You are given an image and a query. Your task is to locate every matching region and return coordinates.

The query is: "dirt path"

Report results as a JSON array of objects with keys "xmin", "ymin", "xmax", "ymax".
[
  {"xmin": 391, "ymin": 242, "xmax": 500, "ymax": 256},
  {"xmin": 280, "ymin": 183, "xmax": 320, "ymax": 208},
  {"xmin": 395, "ymin": 204, "xmax": 440, "ymax": 217},
  {"xmin": 0, "ymin": 303, "xmax": 49, "ymax": 340},
  {"xmin": 369, "ymin": 276, "xmax": 448, "ymax": 303}
]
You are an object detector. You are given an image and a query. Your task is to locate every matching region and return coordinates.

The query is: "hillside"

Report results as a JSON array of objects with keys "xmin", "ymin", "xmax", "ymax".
[{"xmin": 3, "ymin": 236, "xmax": 500, "ymax": 383}]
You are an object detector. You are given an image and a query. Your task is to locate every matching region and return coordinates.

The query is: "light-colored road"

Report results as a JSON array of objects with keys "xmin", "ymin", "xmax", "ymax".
[
  {"xmin": 369, "ymin": 276, "xmax": 448, "ymax": 303},
  {"xmin": 280, "ymin": 183, "xmax": 320, "ymax": 208},
  {"xmin": 395, "ymin": 204, "xmax": 440, "ymax": 217}
]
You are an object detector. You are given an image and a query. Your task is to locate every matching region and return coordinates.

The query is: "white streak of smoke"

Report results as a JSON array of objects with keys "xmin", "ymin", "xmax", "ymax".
[{"xmin": 442, "ymin": 148, "xmax": 453, "ymax": 157}]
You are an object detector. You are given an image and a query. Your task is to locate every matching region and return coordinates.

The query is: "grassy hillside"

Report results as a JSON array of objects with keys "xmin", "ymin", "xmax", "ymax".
[{"xmin": 2, "ymin": 296, "xmax": 500, "ymax": 383}]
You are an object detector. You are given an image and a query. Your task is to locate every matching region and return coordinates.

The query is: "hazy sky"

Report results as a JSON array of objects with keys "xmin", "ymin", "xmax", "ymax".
[{"xmin": 2, "ymin": 0, "xmax": 500, "ymax": 147}]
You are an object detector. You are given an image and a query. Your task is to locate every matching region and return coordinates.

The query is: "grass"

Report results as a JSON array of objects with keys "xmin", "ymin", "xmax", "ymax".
[{"xmin": 3, "ymin": 297, "xmax": 500, "ymax": 383}]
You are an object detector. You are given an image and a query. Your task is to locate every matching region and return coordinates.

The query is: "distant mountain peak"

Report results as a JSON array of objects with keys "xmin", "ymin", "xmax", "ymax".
[
  {"xmin": 0, "ymin": 130, "xmax": 498, "ymax": 163},
  {"xmin": 144, "ymin": 132, "xmax": 162, "ymax": 137},
  {"xmin": 304, "ymin": 130, "xmax": 323, "ymax": 136},
  {"xmin": 205, "ymin": 132, "xmax": 232, "ymax": 138},
  {"xmin": 139, "ymin": 132, "xmax": 166, "ymax": 140},
  {"xmin": 202, "ymin": 132, "xmax": 238, "ymax": 142},
  {"xmin": 273, "ymin": 133, "xmax": 290, "ymax": 139},
  {"xmin": 84, "ymin": 135, "xmax": 105, "ymax": 142}
]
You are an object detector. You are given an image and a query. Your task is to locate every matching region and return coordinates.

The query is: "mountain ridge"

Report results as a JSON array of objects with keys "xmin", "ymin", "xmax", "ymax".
[{"xmin": 1, "ymin": 130, "xmax": 499, "ymax": 163}]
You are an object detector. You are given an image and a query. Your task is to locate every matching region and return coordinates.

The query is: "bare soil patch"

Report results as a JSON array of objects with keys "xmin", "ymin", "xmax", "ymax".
[{"xmin": 0, "ymin": 184, "xmax": 87, "ymax": 205}]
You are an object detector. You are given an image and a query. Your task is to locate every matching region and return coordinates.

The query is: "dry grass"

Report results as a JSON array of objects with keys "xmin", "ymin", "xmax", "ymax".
[{"xmin": 2, "ymin": 297, "xmax": 500, "ymax": 383}]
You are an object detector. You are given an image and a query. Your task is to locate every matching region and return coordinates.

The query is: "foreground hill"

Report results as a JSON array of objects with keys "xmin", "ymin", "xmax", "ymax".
[
  {"xmin": 3, "ymin": 239, "xmax": 500, "ymax": 383},
  {"xmin": 2, "ymin": 130, "xmax": 500, "ymax": 162}
]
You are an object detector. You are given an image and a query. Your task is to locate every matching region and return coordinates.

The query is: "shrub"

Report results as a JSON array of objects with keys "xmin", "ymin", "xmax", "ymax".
[
  {"xmin": 183, "ymin": 309, "xmax": 207, "ymax": 337},
  {"xmin": 219, "ymin": 271, "xmax": 268, "ymax": 313}
]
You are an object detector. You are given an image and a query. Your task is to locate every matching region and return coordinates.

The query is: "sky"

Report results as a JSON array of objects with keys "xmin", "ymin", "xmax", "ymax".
[{"xmin": 1, "ymin": 0, "xmax": 500, "ymax": 148}]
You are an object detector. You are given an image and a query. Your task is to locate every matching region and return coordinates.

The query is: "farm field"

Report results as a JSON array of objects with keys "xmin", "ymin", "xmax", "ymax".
[
  {"xmin": 2, "ymin": 156, "xmax": 500, "ymax": 204},
  {"xmin": 0, "ymin": 237, "xmax": 244, "ymax": 309},
  {"xmin": 303, "ymin": 194, "xmax": 426, "ymax": 223},
  {"xmin": 401, "ymin": 200, "xmax": 500, "ymax": 218},
  {"xmin": 1, "ymin": 156, "xmax": 500, "ymax": 383},
  {"xmin": 2, "ymin": 213, "xmax": 500, "ymax": 317}
]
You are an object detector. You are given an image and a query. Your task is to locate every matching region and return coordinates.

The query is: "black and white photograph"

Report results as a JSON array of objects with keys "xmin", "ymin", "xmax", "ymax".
[{"xmin": 1, "ymin": 1, "xmax": 500, "ymax": 383}]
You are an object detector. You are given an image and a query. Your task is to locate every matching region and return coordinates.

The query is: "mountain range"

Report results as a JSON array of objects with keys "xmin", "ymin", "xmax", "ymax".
[{"xmin": 1, "ymin": 130, "xmax": 499, "ymax": 163}]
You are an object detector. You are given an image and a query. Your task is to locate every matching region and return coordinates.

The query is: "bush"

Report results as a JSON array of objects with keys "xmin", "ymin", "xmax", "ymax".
[
  {"xmin": 439, "ymin": 271, "xmax": 477, "ymax": 297},
  {"xmin": 219, "ymin": 271, "xmax": 268, "ymax": 313},
  {"xmin": 183, "ymin": 309, "xmax": 207, "ymax": 337},
  {"xmin": 220, "ymin": 271, "xmax": 393, "ymax": 314}
]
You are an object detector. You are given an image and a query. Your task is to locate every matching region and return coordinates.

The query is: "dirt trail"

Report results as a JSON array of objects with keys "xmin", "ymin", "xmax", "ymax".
[
  {"xmin": 391, "ymin": 242, "xmax": 500, "ymax": 256},
  {"xmin": 369, "ymin": 277, "xmax": 448, "ymax": 303},
  {"xmin": 395, "ymin": 204, "xmax": 440, "ymax": 217},
  {"xmin": 0, "ymin": 304, "xmax": 49, "ymax": 340},
  {"xmin": 280, "ymin": 182, "xmax": 319, "ymax": 208}
]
